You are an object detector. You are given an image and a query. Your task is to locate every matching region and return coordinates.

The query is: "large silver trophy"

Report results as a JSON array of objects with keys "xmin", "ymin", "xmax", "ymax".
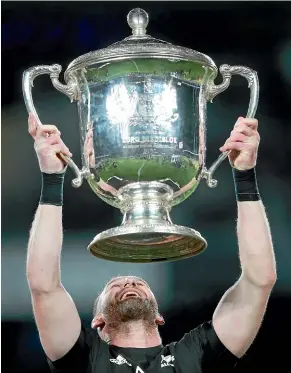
[{"xmin": 23, "ymin": 9, "xmax": 259, "ymax": 263}]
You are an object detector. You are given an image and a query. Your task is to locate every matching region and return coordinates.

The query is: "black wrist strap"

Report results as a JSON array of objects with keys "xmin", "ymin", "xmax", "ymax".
[
  {"xmin": 232, "ymin": 168, "xmax": 261, "ymax": 202},
  {"xmin": 39, "ymin": 171, "xmax": 65, "ymax": 206}
]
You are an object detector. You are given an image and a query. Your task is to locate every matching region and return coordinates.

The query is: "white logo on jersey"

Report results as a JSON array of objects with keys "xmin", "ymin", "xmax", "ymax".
[
  {"xmin": 110, "ymin": 354, "xmax": 132, "ymax": 366},
  {"xmin": 161, "ymin": 354, "xmax": 175, "ymax": 368},
  {"xmin": 136, "ymin": 367, "xmax": 145, "ymax": 373}
]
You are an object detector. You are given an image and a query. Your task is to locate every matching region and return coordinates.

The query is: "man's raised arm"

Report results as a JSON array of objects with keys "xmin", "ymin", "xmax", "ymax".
[
  {"xmin": 26, "ymin": 114, "xmax": 81, "ymax": 361},
  {"xmin": 212, "ymin": 117, "xmax": 276, "ymax": 358}
]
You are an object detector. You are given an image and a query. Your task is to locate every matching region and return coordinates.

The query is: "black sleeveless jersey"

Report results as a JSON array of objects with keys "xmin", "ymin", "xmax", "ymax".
[{"xmin": 48, "ymin": 321, "xmax": 238, "ymax": 373}]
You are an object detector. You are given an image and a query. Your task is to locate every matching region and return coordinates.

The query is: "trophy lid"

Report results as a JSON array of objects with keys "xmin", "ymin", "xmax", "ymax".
[{"xmin": 65, "ymin": 8, "xmax": 217, "ymax": 76}]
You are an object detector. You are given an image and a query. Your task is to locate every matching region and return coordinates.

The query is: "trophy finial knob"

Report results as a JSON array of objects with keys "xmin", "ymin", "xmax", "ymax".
[{"xmin": 127, "ymin": 8, "xmax": 149, "ymax": 36}]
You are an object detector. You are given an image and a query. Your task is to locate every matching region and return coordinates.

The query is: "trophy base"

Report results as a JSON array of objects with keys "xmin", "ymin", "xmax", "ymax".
[
  {"xmin": 88, "ymin": 224, "xmax": 207, "ymax": 263},
  {"xmin": 88, "ymin": 181, "xmax": 207, "ymax": 263}
]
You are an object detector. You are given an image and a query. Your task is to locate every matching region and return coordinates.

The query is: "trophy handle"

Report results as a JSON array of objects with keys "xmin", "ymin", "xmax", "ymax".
[
  {"xmin": 202, "ymin": 64, "xmax": 259, "ymax": 188},
  {"xmin": 22, "ymin": 64, "xmax": 89, "ymax": 188}
]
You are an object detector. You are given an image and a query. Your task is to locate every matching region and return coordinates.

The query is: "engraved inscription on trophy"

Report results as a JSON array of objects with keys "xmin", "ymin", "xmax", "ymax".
[{"xmin": 89, "ymin": 75, "xmax": 181, "ymax": 159}]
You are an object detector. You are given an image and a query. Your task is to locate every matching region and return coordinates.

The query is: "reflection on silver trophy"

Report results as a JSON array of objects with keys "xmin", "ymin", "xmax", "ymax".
[{"xmin": 22, "ymin": 8, "xmax": 259, "ymax": 263}]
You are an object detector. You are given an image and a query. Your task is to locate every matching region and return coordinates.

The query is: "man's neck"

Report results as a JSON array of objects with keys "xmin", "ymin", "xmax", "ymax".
[{"xmin": 107, "ymin": 320, "xmax": 161, "ymax": 348}]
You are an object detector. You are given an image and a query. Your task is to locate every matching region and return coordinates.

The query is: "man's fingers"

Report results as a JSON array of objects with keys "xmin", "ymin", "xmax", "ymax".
[
  {"xmin": 227, "ymin": 133, "xmax": 248, "ymax": 144},
  {"xmin": 84, "ymin": 130, "xmax": 93, "ymax": 147},
  {"xmin": 28, "ymin": 113, "xmax": 62, "ymax": 142},
  {"xmin": 55, "ymin": 139, "xmax": 72, "ymax": 157},
  {"xmin": 35, "ymin": 136, "xmax": 72, "ymax": 158},
  {"xmin": 231, "ymin": 124, "xmax": 254, "ymax": 137},
  {"xmin": 35, "ymin": 125, "xmax": 61, "ymax": 140},
  {"xmin": 220, "ymin": 133, "xmax": 249, "ymax": 152},
  {"xmin": 220, "ymin": 142, "xmax": 254, "ymax": 152},
  {"xmin": 45, "ymin": 134, "xmax": 62, "ymax": 146},
  {"xmin": 85, "ymin": 137, "xmax": 93, "ymax": 156},
  {"xmin": 220, "ymin": 117, "xmax": 260, "ymax": 152},
  {"xmin": 34, "ymin": 133, "xmax": 65, "ymax": 149},
  {"xmin": 47, "ymin": 135, "xmax": 73, "ymax": 156},
  {"xmin": 50, "ymin": 143, "xmax": 72, "ymax": 158},
  {"xmin": 234, "ymin": 117, "xmax": 258, "ymax": 130},
  {"xmin": 28, "ymin": 113, "xmax": 38, "ymax": 139}
]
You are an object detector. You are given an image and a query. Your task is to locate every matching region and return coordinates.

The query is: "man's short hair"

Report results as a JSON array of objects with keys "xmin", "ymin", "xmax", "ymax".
[{"xmin": 93, "ymin": 292, "xmax": 102, "ymax": 316}]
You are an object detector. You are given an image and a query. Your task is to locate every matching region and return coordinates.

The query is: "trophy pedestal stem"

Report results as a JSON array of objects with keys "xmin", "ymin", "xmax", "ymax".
[
  {"xmin": 88, "ymin": 182, "xmax": 207, "ymax": 263},
  {"xmin": 120, "ymin": 181, "xmax": 173, "ymax": 228}
]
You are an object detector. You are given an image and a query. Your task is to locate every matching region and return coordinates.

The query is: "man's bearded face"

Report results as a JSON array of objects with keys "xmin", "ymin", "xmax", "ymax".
[{"xmin": 100, "ymin": 277, "xmax": 159, "ymax": 326}]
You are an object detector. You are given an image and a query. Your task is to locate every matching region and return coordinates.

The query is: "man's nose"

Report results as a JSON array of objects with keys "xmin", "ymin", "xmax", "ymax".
[{"xmin": 124, "ymin": 278, "xmax": 136, "ymax": 287}]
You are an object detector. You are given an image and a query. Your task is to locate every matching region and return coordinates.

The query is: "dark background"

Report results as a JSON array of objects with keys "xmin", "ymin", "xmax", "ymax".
[{"xmin": 2, "ymin": 1, "xmax": 291, "ymax": 372}]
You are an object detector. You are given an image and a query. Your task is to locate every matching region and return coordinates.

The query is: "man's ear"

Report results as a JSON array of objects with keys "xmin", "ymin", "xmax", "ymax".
[
  {"xmin": 91, "ymin": 315, "xmax": 105, "ymax": 329},
  {"xmin": 156, "ymin": 314, "xmax": 165, "ymax": 326}
]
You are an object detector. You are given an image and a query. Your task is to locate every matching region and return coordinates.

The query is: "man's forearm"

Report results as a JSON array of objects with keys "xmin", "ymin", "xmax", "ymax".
[
  {"xmin": 237, "ymin": 200, "xmax": 276, "ymax": 286},
  {"xmin": 27, "ymin": 204, "xmax": 63, "ymax": 292}
]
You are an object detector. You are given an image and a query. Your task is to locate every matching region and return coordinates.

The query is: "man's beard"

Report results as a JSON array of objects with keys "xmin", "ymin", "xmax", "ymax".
[{"xmin": 102, "ymin": 296, "xmax": 158, "ymax": 328}]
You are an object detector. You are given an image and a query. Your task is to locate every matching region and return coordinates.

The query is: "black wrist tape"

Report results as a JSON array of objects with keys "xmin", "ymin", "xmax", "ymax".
[
  {"xmin": 232, "ymin": 168, "xmax": 261, "ymax": 202},
  {"xmin": 39, "ymin": 172, "xmax": 65, "ymax": 206}
]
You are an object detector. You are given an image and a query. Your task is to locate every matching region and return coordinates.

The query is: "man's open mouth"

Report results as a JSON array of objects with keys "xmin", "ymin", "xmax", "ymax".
[{"xmin": 120, "ymin": 291, "xmax": 141, "ymax": 301}]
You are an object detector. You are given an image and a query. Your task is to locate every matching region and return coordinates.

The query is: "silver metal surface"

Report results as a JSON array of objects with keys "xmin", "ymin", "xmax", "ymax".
[
  {"xmin": 89, "ymin": 224, "xmax": 207, "ymax": 263},
  {"xmin": 64, "ymin": 8, "xmax": 217, "ymax": 77},
  {"xmin": 202, "ymin": 64, "xmax": 259, "ymax": 187},
  {"xmin": 22, "ymin": 64, "xmax": 88, "ymax": 188},
  {"xmin": 22, "ymin": 8, "xmax": 259, "ymax": 263},
  {"xmin": 127, "ymin": 8, "xmax": 149, "ymax": 37}
]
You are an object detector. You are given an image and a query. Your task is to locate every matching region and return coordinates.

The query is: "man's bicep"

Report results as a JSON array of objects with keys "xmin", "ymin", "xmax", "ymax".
[
  {"xmin": 31, "ymin": 285, "xmax": 82, "ymax": 361},
  {"xmin": 213, "ymin": 277, "xmax": 271, "ymax": 358}
]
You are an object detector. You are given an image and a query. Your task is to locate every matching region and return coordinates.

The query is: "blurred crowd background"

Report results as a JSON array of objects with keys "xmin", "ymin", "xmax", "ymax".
[{"xmin": 2, "ymin": 2, "xmax": 291, "ymax": 372}]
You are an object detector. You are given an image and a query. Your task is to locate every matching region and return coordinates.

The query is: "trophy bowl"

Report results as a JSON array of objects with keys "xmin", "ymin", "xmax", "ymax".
[{"xmin": 23, "ymin": 8, "xmax": 259, "ymax": 263}]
